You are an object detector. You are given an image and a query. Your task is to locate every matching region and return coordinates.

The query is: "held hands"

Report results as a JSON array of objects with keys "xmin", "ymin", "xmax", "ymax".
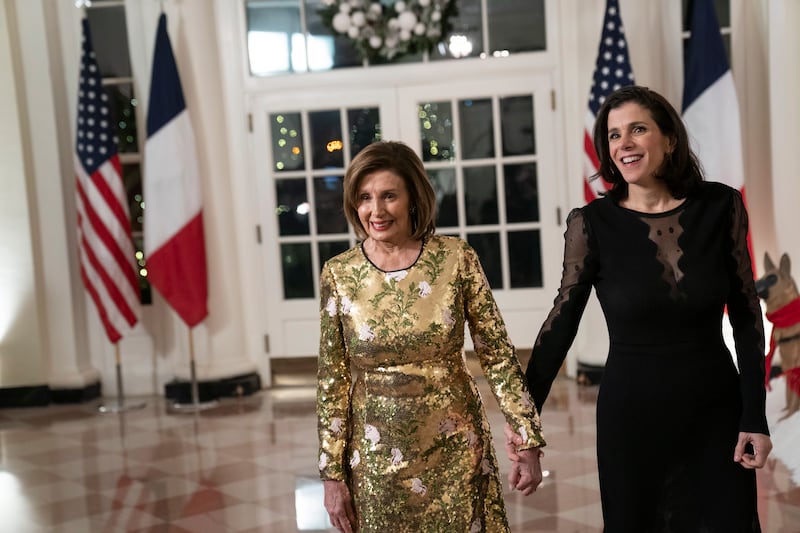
[
  {"xmin": 323, "ymin": 480, "xmax": 357, "ymax": 533},
  {"xmin": 734, "ymin": 432, "xmax": 773, "ymax": 469},
  {"xmin": 504, "ymin": 423, "xmax": 544, "ymax": 495}
]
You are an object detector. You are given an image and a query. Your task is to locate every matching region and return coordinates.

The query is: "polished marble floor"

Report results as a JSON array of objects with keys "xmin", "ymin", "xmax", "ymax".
[{"xmin": 1, "ymin": 369, "xmax": 798, "ymax": 532}]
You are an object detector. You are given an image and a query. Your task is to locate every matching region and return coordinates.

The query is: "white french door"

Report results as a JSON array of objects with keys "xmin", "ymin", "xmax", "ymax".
[
  {"xmin": 250, "ymin": 73, "xmax": 564, "ymax": 358},
  {"xmin": 397, "ymin": 74, "xmax": 563, "ymax": 349}
]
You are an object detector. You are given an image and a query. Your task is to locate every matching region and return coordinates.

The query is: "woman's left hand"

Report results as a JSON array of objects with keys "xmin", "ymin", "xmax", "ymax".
[{"xmin": 733, "ymin": 431, "xmax": 773, "ymax": 469}]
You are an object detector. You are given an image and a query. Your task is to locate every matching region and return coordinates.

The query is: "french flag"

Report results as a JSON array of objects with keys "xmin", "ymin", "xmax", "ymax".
[
  {"xmin": 682, "ymin": 0, "xmax": 745, "ymax": 195},
  {"xmin": 144, "ymin": 13, "xmax": 208, "ymax": 327}
]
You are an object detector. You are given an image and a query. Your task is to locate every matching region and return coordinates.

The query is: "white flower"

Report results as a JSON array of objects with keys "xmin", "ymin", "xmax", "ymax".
[
  {"xmin": 325, "ymin": 297, "xmax": 337, "ymax": 317},
  {"xmin": 338, "ymin": 2, "xmax": 352, "ymax": 14},
  {"xmin": 470, "ymin": 519, "xmax": 482, "ymax": 533},
  {"xmin": 419, "ymin": 0, "xmax": 431, "ymax": 6},
  {"xmin": 391, "ymin": 447, "xmax": 404, "ymax": 465},
  {"xmin": 399, "ymin": 29, "xmax": 412, "ymax": 41},
  {"xmin": 473, "ymin": 335, "xmax": 487, "ymax": 349},
  {"xmin": 388, "ymin": 17, "xmax": 400, "ymax": 30},
  {"xmin": 330, "ymin": 417, "xmax": 343, "ymax": 435},
  {"xmin": 321, "ymin": 0, "xmax": 336, "ymax": 5},
  {"xmin": 358, "ymin": 324, "xmax": 375, "ymax": 341},
  {"xmin": 418, "ymin": 281, "xmax": 432, "ymax": 297},
  {"xmin": 442, "ymin": 309, "xmax": 455, "ymax": 327},
  {"xmin": 369, "ymin": 35, "xmax": 383, "ymax": 49},
  {"xmin": 398, "ymin": 11, "xmax": 418, "ymax": 32},
  {"xmin": 347, "ymin": 25, "xmax": 360, "ymax": 39},
  {"xmin": 350, "ymin": 449, "xmax": 361, "ymax": 468},
  {"xmin": 319, "ymin": 452, "xmax": 328, "ymax": 470},
  {"xmin": 521, "ymin": 391, "xmax": 534, "ymax": 409},
  {"xmin": 395, "ymin": 1, "xmax": 407, "ymax": 12},
  {"xmin": 351, "ymin": 11, "xmax": 366, "ymax": 27},
  {"xmin": 385, "ymin": 270, "xmax": 408, "ymax": 282},
  {"xmin": 431, "ymin": 10, "xmax": 442, "ymax": 22},
  {"xmin": 410, "ymin": 477, "xmax": 427, "ymax": 495},
  {"xmin": 332, "ymin": 12, "xmax": 351, "ymax": 33},
  {"xmin": 414, "ymin": 23, "xmax": 426, "ymax": 36},
  {"xmin": 341, "ymin": 296, "xmax": 353, "ymax": 315},
  {"xmin": 518, "ymin": 426, "xmax": 529, "ymax": 443},
  {"xmin": 481, "ymin": 458, "xmax": 493, "ymax": 475},
  {"xmin": 438, "ymin": 417, "xmax": 457, "ymax": 434},
  {"xmin": 365, "ymin": 424, "xmax": 381, "ymax": 445}
]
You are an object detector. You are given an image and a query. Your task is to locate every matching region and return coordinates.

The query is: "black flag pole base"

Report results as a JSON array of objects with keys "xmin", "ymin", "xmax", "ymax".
[
  {"xmin": 165, "ymin": 359, "xmax": 219, "ymax": 414},
  {"xmin": 97, "ymin": 399, "xmax": 147, "ymax": 414}
]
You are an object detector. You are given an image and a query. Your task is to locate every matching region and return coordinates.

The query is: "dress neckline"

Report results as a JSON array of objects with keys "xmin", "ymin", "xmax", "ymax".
[
  {"xmin": 360, "ymin": 237, "xmax": 427, "ymax": 273},
  {"xmin": 613, "ymin": 196, "xmax": 691, "ymax": 218}
]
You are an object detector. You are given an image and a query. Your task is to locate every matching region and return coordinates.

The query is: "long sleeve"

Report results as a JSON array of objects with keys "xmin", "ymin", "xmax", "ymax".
[
  {"xmin": 725, "ymin": 191, "xmax": 769, "ymax": 435},
  {"xmin": 461, "ymin": 242, "xmax": 546, "ymax": 449},
  {"xmin": 526, "ymin": 208, "xmax": 597, "ymax": 411},
  {"xmin": 317, "ymin": 262, "xmax": 352, "ymax": 481}
]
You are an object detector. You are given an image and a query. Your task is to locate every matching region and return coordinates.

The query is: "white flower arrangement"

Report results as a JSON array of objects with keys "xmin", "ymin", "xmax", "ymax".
[{"xmin": 319, "ymin": 0, "xmax": 457, "ymax": 63}]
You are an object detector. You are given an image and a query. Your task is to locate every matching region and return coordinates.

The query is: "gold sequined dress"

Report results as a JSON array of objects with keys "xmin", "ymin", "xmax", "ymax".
[{"xmin": 317, "ymin": 235, "xmax": 545, "ymax": 532}]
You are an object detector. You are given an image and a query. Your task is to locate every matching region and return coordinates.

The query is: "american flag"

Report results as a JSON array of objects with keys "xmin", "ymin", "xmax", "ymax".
[
  {"xmin": 74, "ymin": 18, "xmax": 140, "ymax": 343},
  {"xmin": 583, "ymin": 0, "xmax": 635, "ymax": 203}
]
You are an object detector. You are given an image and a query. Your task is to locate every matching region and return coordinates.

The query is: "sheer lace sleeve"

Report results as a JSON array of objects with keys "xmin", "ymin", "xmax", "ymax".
[
  {"xmin": 726, "ymin": 190, "xmax": 769, "ymax": 434},
  {"xmin": 526, "ymin": 208, "xmax": 598, "ymax": 411}
]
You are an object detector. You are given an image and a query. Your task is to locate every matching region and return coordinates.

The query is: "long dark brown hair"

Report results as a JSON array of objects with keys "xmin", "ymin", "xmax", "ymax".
[{"xmin": 591, "ymin": 86, "xmax": 703, "ymax": 201}]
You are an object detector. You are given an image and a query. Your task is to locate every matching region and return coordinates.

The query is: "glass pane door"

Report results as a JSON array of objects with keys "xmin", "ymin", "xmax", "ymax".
[
  {"xmin": 251, "ymin": 90, "xmax": 398, "ymax": 357},
  {"xmin": 270, "ymin": 107, "xmax": 381, "ymax": 299},
  {"xmin": 397, "ymin": 75, "xmax": 564, "ymax": 347}
]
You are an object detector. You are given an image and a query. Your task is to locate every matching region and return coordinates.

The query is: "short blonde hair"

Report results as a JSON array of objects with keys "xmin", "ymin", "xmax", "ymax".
[{"xmin": 342, "ymin": 141, "xmax": 436, "ymax": 241}]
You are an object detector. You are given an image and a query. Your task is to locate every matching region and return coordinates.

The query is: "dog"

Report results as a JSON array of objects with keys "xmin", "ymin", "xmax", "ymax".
[{"xmin": 755, "ymin": 253, "xmax": 800, "ymax": 419}]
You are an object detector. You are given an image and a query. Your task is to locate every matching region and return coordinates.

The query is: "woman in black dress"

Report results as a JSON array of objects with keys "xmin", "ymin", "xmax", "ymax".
[{"xmin": 508, "ymin": 86, "xmax": 772, "ymax": 531}]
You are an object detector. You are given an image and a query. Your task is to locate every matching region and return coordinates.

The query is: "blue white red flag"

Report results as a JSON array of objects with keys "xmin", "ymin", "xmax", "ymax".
[
  {"xmin": 583, "ymin": 0, "xmax": 635, "ymax": 203},
  {"xmin": 144, "ymin": 13, "xmax": 208, "ymax": 327},
  {"xmin": 682, "ymin": 0, "xmax": 745, "ymax": 194},
  {"xmin": 74, "ymin": 18, "xmax": 140, "ymax": 343},
  {"xmin": 683, "ymin": 0, "xmax": 755, "ymax": 274}
]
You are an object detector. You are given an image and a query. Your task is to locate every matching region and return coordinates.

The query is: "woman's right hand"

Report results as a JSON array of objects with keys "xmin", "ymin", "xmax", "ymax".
[
  {"xmin": 504, "ymin": 423, "xmax": 524, "ymax": 461},
  {"xmin": 324, "ymin": 479, "xmax": 356, "ymax": 533},
  {"xmin": 509, "ymin": 447, "xmax": 544, "ymax": 495}
]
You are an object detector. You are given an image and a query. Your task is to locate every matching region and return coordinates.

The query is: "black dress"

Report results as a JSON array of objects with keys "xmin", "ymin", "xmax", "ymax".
[{"xmin": 526, "ymin": 182, "xmax": 768, "ymax": 532}]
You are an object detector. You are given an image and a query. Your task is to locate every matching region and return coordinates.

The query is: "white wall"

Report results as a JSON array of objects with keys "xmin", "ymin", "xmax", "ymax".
[
  {"xmin": 0, "ymin": 0, "xmax": 46, "ymax": 387},
  {"xmin": 769, "ymin": 0, "xmax": 800, "ymax": 271}
]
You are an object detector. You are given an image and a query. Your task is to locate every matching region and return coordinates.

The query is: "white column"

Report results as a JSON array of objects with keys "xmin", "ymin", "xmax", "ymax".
[
  {"xmin": 0, "ymin": 1, "xmax": 48, "ymax": 389},
  {"xmin": 13, "ymin": 0, "xmax": 100, "ymax": 391},
  {"xmin": 769, "ymin": 0, "xmax": 800, "ymax": 266}
]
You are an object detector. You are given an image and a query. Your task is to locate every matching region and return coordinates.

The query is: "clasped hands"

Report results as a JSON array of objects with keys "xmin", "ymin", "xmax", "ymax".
[{"xmin": 504, "ymin": 423, "xmax": 544, "ymax": 495}]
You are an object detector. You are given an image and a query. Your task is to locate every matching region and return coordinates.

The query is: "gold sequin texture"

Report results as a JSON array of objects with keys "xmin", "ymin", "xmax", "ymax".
[{"xmin": 317, "ymin": 235, "xmax": 545, "ymax": 532}]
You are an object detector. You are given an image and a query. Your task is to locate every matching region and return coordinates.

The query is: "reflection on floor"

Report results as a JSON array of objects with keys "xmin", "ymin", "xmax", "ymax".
[{"xmin": 1, "ymin": 375, "xmax": 798, "ymax": 532}]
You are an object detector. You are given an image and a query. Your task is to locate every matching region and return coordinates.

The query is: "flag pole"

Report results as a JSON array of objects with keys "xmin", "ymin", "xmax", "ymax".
[
  {"xmin": 168, "ymin": 326, "xmax": 218, "ymax": 413},
  {"xmin": 98, "ymin": 342, "xmax": 146, "ymax": 413}
]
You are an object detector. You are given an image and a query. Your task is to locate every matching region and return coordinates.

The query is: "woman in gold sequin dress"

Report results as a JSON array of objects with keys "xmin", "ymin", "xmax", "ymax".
[{"xmin": 317, "ymin": 141, "xmax": 545, "ymax": 533}]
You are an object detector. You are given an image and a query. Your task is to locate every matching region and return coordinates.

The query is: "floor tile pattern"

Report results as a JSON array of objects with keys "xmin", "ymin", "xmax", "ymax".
[{"xmin": 0, "ymin": 375, "xmax": 797, "ymax": 532}]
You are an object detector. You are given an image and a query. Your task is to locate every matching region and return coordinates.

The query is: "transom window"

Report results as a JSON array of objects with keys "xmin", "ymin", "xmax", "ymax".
[{"xmin": 245, "ymin": 0, "xmax": 547, "ymax": 76}]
